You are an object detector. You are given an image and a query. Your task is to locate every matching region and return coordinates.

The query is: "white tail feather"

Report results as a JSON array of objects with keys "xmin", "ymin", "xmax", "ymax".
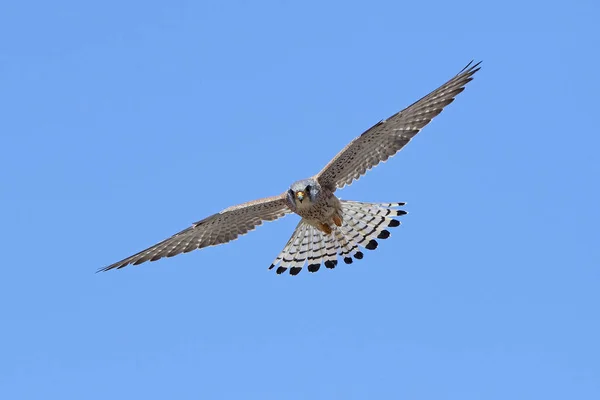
[{"xmin": 269, "ymin": 201, "xmax": 407, "ymax": 275}]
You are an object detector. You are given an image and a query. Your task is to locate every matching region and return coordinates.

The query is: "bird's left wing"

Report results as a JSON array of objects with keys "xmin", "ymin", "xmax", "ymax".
[
  {"xmin": 99, "ymin": 194, "xmax": 290, "ymax": 271},
  {"xmin": 316, "ymin": 61, "xmax": 481, "ymax": 191}
]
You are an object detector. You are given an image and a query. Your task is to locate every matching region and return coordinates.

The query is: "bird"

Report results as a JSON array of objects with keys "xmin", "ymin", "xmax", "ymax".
[{"xmin": 100, "ymin": 61, "xmax": 481, "ymax": 275}]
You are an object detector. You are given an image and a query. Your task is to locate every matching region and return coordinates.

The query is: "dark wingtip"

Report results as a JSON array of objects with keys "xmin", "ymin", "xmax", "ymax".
[
  {"xmin": 365, "ymin": 240, "xmax": 378, "ymax": 250},
  {"xmin": 343, "ymin": 257, "xmax": 353, "ymax": 264},
  {"xmin": 377, "ymin": 230, "xmax": 390, "ymax": 239},
  {"xmin": 354, "ymin": 251, "xmax": 364, "ymax": 260},
  {"xmin": 460, "ymin": 60, "xmax": 474, "ymax": 72},
  {"xmin": 396, "ymin": 210, "xmax": 407, "ymax": 216},
  {"xmin": 324, "ymin": 260, "xmax": 336, "ymax": 269},
  {"xmin": 460, "ymin": 60, "xmax": 482, "ymax": 74},
  {"xmin": 268, "ymin": 264, "xmax": 275, "ymax": 270},
  {"xmin": 290, "ymin": 267, "xmax": 302, "ymax": 276},
  {"xmin": 97, "ymin": 261, "xmax": 126, "ymax": 273}
]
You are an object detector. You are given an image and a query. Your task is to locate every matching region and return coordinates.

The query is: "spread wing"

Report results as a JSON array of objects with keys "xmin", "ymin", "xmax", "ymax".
[
  {"xmin": 99, "ymin": 194, "xmax": 291, "ymax": 271},
  {"xmin": 316, "ymin": 61, "xmax": 481, "ymax": 191}
]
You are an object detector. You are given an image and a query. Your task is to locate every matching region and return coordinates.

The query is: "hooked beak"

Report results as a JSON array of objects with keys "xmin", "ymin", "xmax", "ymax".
[{"xmin": 295, "ymin": 191, "xmax": 305, "ymax": 203}]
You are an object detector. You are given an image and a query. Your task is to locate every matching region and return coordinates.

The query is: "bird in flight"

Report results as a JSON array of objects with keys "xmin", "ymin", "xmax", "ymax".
[{"xmin": 101, "ymin": 61, "xmax": 481, "ymax": 275}]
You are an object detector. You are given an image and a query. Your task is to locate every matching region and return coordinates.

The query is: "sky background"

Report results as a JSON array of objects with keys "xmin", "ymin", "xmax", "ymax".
[{"xmin": 1, "ymin": 1, "xmax": 599, "ymax": 399}]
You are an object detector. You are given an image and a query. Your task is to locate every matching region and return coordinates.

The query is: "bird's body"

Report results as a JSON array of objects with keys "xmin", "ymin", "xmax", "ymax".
[
  {"xmin": 285, "ymin": 179, "xmax": 341, "ymax": 235},
  {"xmin": 100, "ymin": 61, "xmax": 481, "ymax": 275}
]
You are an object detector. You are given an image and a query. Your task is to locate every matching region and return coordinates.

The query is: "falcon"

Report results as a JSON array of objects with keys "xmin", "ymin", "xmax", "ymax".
[{"xmin": 100, "ymin": 61, "xmax": 481, "ymax": 275}]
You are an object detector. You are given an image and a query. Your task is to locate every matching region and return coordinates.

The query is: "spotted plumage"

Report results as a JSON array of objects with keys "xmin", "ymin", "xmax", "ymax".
[{"xmin": 101, "ymin": 61, "xmax": 481, "ymax": 274}]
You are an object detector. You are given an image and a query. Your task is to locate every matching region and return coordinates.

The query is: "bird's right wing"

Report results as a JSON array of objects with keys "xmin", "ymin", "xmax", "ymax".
[
  {"xmin": 99, "ymin": 194, "xmax": 291, "ymax": 271},
  {"xmin": 316, "ymin": 61, "xmax": 481, "ymax": 191}
]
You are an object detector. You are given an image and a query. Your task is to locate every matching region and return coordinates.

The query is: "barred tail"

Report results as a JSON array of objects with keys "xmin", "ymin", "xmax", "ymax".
[{"xmin": 268, "ymin": 201, "xmax": 407, "ymax": 275}]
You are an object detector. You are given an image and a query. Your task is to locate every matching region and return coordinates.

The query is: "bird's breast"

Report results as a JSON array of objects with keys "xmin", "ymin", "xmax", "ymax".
[{"xmin": 295, "ymin": 194, "xmax": 341, "ymax": 222}]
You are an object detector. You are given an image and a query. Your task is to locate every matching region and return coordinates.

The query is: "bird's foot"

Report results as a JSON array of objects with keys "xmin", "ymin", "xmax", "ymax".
[
  {"xmin": 332, "ymin": 214, "xmax": 343, "ymax": 227},
  {"xmin": 317, "ymin": 222, "xmax": 332, "ymax": 235}
]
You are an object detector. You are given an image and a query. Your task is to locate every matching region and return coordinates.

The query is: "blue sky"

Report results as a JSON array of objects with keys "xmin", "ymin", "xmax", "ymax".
[{"xmin": 1, "ymin": 1, "xmax": 599, "ymax": 399}]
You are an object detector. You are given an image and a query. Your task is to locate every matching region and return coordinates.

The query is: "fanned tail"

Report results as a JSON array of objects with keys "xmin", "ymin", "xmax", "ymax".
[{"xmin": 268, "ymin": 201, "xmax": 407, "ymax": 275}]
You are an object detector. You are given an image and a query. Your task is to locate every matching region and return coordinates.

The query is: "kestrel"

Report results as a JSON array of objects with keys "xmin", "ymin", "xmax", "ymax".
[{"xmin": 100, "ymin": 61, "xmax": 481, "ymax": 275}]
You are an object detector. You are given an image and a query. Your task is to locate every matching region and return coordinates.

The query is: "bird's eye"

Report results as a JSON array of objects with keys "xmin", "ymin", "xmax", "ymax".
[{"xmin": 305, "ymin": 185, "xmax": 311, "ymax": 193}]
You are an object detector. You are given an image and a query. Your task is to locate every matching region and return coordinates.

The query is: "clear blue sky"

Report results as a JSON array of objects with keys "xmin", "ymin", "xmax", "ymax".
[{"xmin": 1, "ymin": 1, "xmax": 599, "ymax": 399}]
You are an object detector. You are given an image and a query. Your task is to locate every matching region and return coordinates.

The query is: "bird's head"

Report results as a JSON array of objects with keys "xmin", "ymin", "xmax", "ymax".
[{"xmin": 287, "ymin": 179, "xmax": 320, "ymax": 209}]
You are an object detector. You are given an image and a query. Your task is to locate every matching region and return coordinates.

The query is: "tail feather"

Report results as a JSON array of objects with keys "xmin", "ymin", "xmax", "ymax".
[
  {"xmin": 321, "ymin": 233, "xmax": 340, "ymax": 269},
  {"xmin": 269, "ymin": 200, "xmax": 407, "ymax": 275},
  {"xmin": 306, "ymin": 228, "xmax": 323, "ymax": 272},
  {"xmin": 332, "ymin": 228, "xmax": 358, "ymax": 264}
]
